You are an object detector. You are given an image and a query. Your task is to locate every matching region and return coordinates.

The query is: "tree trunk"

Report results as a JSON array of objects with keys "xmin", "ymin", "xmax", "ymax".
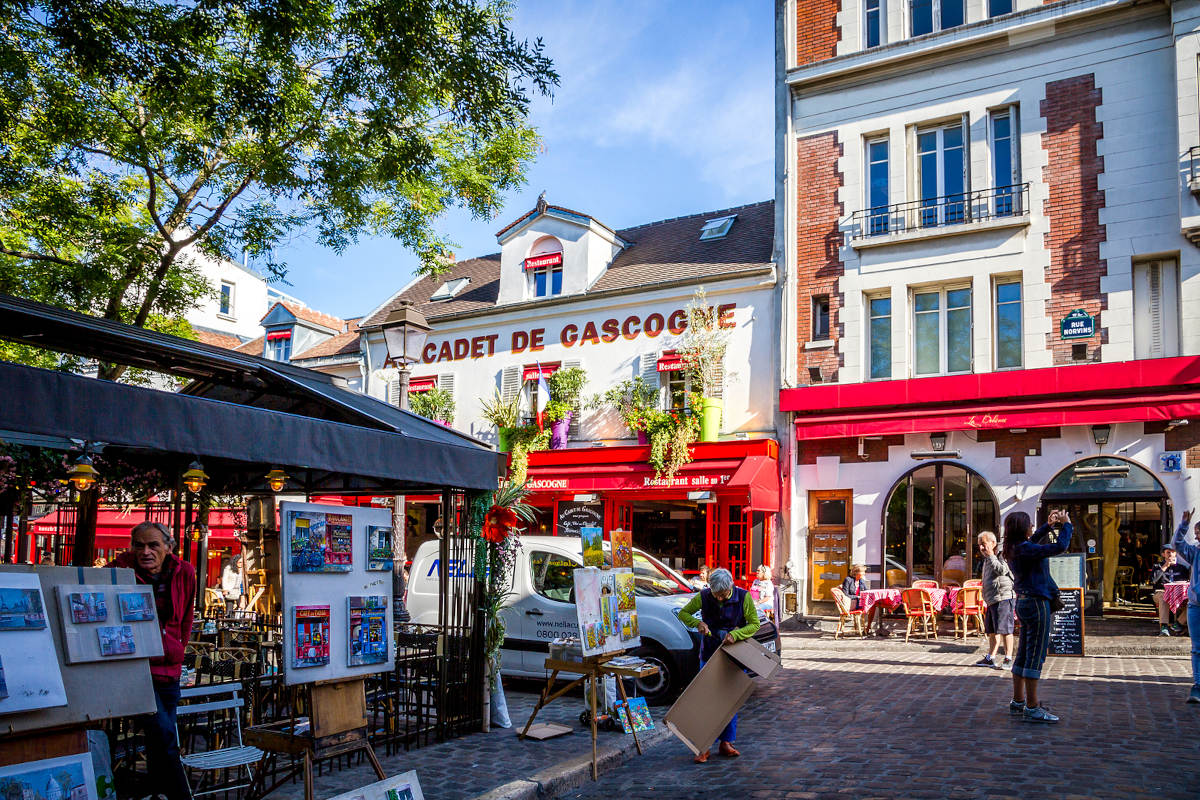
[{"xmin": 72, "ymin": 488, "xmax": 99, "ymax": 566}]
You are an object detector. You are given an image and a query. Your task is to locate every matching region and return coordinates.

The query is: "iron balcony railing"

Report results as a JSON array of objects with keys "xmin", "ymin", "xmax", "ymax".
[
  {"xmin": 1188, "ymin": 146, "xmax": 1200, "ymax": 187},
  {"xmin": 850, "ymin": 183, "xmax": 1030, "ymax": 239}
]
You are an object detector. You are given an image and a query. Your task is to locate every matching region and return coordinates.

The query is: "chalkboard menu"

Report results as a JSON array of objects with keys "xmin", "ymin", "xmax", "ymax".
[
  {"xmin": 1048, "ymin": 587, "xmax": 1085, "ymax": 656},
  {"xmin": 556, "ymin": 501, "xmax": 604, "ymax": 540}
]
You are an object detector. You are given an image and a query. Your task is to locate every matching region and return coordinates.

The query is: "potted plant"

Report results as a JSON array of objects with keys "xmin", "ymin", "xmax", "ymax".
[
  {"xmin": 408, "ymin": 386, "xmax": 455, "ymax": 426},
  {"xmin": 545, "ymin": 367, "xmax": 586, "ymax": 449},
  {"xmin": 508, "ymin": 424, "xmax": 550, "ymax": 484},
  {"xmin": 480, "ymin": 390, "xmax": 522, "ymax": 452},
  {"xmin": 677, "ymin": 287, "xmax": 731, "ymax": 442},
  {"xmin": 598, "ymin": 376, "xmax": 659, "ymax": 443}
]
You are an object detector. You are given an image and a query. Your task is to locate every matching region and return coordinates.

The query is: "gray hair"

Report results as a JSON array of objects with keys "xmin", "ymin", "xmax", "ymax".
[
  {"xmin": 977, "ymin": 531, "xmax": 997, "ymax": 547},
  {"xmin": 131, "ymin": 521, "xmax": 174, "ymax": 547},
  {"xmin": 708, "ymin": 568, "xmax": 734, "ymax": 594}
]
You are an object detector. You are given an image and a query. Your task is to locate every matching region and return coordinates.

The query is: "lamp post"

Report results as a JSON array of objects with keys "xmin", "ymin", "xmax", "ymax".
[{"xmin": 380, "ymin": 301, "xmax": 431, "ymax": 411}]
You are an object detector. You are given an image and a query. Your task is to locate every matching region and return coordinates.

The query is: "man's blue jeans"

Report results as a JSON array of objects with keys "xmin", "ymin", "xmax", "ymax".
[{"xmin": 143, "ymin": 680, "xmax": 192, "ymax": 800}]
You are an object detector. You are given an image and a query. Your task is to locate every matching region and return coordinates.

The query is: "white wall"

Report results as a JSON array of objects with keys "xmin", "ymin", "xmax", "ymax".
[{"xmin": 184, "ymin": 248, "xmax": 271, "ymax": 340}]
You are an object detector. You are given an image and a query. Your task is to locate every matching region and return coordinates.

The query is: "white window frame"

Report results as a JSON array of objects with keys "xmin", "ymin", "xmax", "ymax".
[
  {"xmin": 662, "ymin": 369, "xmax": 693, "ymax": 411},
  {"xmin": 913, "ymin": 119, "xmax": 969, "ymax": 227},
  {"xmin": 529, "ymin": 264, "xmax": 563, "ymax": 299},
  {"xmin": 909, "ymin": 0, "xmax": 965, "ymax": 36},
  {"xmin": 218, "ymin": 281, "xmax": 235, "ymax": 318},
  {"xmin": 992, "ymin": 277, "xmax": 1023, "ymax": 371},
  {"xmin": 812, "ymin": 294, "xmax": 831, "ymax": 341},
  {"xmin": 864, "ymin": 0, "xmax": 884, "ymax": 48},
  {"xmin": 1133, "ymin": 257, "xmax": 1181, "ymax": 359},
  {"xmin": 910, "ymin": 284, "xmax": 973, "ymax": 377},
  {"xmin": 267, "ymin": 335, "xmax": 292, "ymax": 362},
  {"xmin": 865, "ymin": 135, "xmax": 890, "ymax": 235},
  {"xmin": 866, "ymin": 293, "xmax": 892, "ymax": 381}
]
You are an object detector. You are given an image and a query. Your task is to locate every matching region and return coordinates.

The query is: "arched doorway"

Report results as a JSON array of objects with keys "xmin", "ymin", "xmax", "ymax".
[
  {"xmin": 1041, "ymin": 456, "xmax": 1170, "ymax": 614},
  {"xmin": 882, "ymin": 462, "xmax": 999, "ymax": 587}
]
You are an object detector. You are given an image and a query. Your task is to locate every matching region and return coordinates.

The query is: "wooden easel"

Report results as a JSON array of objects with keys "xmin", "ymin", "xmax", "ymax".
[
  {"xmin": 244, "ymin": 678, "xmax": 385, "ymax": 800},
  {"xmin": 518, "ymin": 652, "xmax": 659, "ymax": 781}
]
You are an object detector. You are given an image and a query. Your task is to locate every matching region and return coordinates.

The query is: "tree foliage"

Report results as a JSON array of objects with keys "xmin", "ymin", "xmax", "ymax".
[{"xmin": 0, "ymin": 0, "xmax": 556, "ymax": 378}]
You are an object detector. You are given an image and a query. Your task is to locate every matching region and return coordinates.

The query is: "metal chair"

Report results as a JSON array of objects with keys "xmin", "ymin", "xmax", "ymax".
[
  {"xmin": 830, "ymin": 587, "xmax": 867, "ymax": 639},
  {"xmin": 901, "ymin": 588, "xmax": 937, "ymax": 642},
  {"xmin": 176, "ymin": 682, "xmax": 263, "ymax": 797}
]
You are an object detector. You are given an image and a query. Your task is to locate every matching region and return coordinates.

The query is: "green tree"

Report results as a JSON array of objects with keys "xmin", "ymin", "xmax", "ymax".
[{"xmin": 0, "ymin": 0, "xmax": 556, "ymax": 379}]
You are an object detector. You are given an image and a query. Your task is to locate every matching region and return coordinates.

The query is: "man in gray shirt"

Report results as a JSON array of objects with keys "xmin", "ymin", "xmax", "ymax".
[{"xmin": 976, "ymin": 531, "xmax": 1016, "ymax": 669}]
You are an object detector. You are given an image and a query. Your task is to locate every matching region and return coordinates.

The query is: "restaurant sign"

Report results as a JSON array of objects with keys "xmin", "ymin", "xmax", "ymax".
[
  {"xmin": 524, "ymin": 252, "xmax": 563, "ymax": 271},
  {"xmin": 1060, "ymin": 309, "xmax": 1095, "ymax": 340},
  {"xmin": 525, "ymin": 471, "xmax": 734, "ymax": 493}
]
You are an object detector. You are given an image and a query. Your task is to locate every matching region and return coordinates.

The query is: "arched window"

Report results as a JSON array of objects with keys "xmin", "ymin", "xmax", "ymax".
[
  {"xmin": 1042, "ymin": 456, "xmax": 1166, "ymax": 500},
  {"xmin": 882, "ymin": 462, "xmax": 998, "ymax": 587}
]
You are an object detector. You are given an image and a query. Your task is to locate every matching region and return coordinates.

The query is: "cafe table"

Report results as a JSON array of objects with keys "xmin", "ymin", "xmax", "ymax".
[
  {"xmin": 858, "ymin": 588, "xmax": 903, "ymax": 635},
  {"xmin": 1164, "ymin": 581, "xmax": 1189, "ymax": 614}
]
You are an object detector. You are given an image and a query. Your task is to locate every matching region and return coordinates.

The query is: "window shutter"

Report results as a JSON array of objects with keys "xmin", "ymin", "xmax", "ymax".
[
  {"xmin": 641, "ymin": 351, "xmax": 662, "ymax": 410},
  {"xmin": 437, "ymin": 373, "xmax": 455, "ymax": 399},
  {"xmin": 500, "ymin": 365, "xmax": 521, "ymax": 401},
  {"xmin": 388, "ymin": 376, "xmax": 400, "ymax": 407},
  {"xmin": 563, "ymin": 359, "xmax": 583, "ymax": 440},
  {"xmin": 1148, "ymin": 261, "xmax": 1163, "ymax": 358}
]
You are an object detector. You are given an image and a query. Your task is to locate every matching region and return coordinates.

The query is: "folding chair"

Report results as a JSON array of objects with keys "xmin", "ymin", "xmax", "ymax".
[{"xmin": 176, "ymin": 682, "xmax": 263, "ymax": 797}]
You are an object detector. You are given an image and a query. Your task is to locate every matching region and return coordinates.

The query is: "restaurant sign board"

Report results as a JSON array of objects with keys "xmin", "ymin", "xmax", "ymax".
[{"xmin": 1060, "ymin": 308, "xmax": 1094, "ymax": 339}]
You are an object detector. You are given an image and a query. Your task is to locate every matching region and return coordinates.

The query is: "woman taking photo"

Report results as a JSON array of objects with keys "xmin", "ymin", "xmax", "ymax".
[{"xmin": 1001, "ymin": 508, "xmax": 1072, "ymax": 723}]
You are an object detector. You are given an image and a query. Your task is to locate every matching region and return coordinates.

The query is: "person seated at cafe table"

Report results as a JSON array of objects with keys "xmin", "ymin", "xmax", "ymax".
[
  {"xmin": 676, "ymin": 568, "xmax": 760, "ymax": 764},
  {"xmin": 1152, "ymin": 544, "xmax": 1189, "ymax": 636},
  {"xmin": 840, "ymin": 564, "xmax": 882, "ymax": 630}
]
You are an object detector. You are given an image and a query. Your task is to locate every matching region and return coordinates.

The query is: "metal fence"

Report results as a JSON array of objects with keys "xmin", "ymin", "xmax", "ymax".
[{"xmin": 850, "ymin": 183, "xmax": 1030, "ymax": 238}]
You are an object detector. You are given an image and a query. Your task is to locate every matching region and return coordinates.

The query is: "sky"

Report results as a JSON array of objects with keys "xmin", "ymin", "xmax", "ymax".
[{"xmin": 275, "ymin": 1, "xmax": 776, "ymax": 320}]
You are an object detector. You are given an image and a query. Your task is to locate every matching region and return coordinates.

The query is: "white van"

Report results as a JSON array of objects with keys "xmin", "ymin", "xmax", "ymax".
[{"xmin": 406, "ymin": 535, "xmax": 780, "ymax": 703}]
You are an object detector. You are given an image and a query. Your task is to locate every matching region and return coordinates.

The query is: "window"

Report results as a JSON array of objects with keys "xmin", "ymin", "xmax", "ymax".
[
  {"xmin": 664, "ymin": 369, "xmax": 691, "ymax": 410},
  {"xmin": 430, "ymin": 277, "xmax": 470, "ymax": 301},
  {"xmin": 994, "ymin": 281, "xmax": 1022, "ymax": 369},
  {"xmin": 865, "ymin": 0, "xmax": 883, "ymax": 47},
  {"xmin": 990, "ymin": 108, "xmax": 1020, "ymax": 215},
  {"xmin": 910, "ymin": 0, "xmax": 963, "ymax": 36},
  {"xmin": 266, "ymin": 333, "xmax": 292, "ymax": 362},
  {"xmin": 917, "ymin": 122, "xmax": 966, "ymax": 227},
  {"xmin": 699, "ymin": 215, "xmax": 737, "ymax": 240},
  {"xmin": 868, "ymin": 295, "xmax": 892, "ymax": 380},
  {"xmin": 866, "ymin": 137, "xmax": 890, "ymax": 234},
  {"xmin": 812, "ymin": 295, "xmax": 831, "ymax": 340},
  {"xmin": 219, "ymin": 281, "xmax": 234, "ymax": 317},
  {"xmin": 530, "ymin": 550, "xmax": 579, "ymax": 602},
  {"xmin": 913, "ymin": 286, "xmax": 972, "ymax": 375},
  {"xmin": 1133, "ymin": 258, "xmax": 1181, "ymax": 359},
  {"xmin": 988, "ymin": 0, "xmax": 1012, "ymax": 16},
  {"xmin": 532, "ymin": 264, "xmax": 563, "ymax": 298}
]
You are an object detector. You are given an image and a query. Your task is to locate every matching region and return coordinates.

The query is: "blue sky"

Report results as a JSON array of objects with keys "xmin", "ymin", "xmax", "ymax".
[{"xmin": 275, "ymin": 1, "xmax": 775, "ymax": 319}]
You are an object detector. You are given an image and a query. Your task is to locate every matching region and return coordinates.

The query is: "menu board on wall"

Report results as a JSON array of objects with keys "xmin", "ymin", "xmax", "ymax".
[{"xmin": 557, "ymin": 501, "xmax": 604, "ymax": 540}]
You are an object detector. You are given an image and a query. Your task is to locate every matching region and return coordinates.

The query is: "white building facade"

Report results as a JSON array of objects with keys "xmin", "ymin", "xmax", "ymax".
[{"xmin": 777, "ymin": 0, "xmax": 1200, "ymax": 613}]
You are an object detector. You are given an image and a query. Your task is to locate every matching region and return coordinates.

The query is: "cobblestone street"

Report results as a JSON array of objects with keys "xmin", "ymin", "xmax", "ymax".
[{"xmin": 560, "ymin": 629, "xmax": 1200, "ymax": 800}]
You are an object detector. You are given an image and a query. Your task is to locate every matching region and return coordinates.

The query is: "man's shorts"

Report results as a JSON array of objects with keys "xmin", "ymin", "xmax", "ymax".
[{"xmin": 984, "ymin": 597, "xmax": 1016, "ymax": 635}]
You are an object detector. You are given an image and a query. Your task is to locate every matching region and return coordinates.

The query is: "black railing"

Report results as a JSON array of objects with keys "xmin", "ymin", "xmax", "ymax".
[
  {"xmin": 851, "ymin": 183, "xmax": 1030, "ymax": 238},
  {"xmin": 1189, "ymin": 146, "xmax": 1200, "ymax": 186}
]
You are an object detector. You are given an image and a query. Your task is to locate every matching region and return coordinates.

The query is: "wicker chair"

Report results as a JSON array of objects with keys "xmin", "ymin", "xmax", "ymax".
[
  {"xmin": 953, "ymin": 586, "xmax": 986, "ymax": 638},
  {"xmin": 901, "ymin": 588, "xmax": 938, "ymax": 642},
  {"xmin": 830, "ymin": 587, "xmax": 866, "ymax": 639},
  {"xmin": 912, "ymin": 579, "xmax": 939, "ymax": 589}
]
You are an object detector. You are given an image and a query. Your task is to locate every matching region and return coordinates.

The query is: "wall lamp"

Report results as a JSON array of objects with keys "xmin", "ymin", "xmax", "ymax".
[
  {"xmin": 264, "ymin": 469, "xmax": 289, "ymax": 492},
  {"xmin": 687, "ymin": 490, "xmax": 716, "ymax": 503},
  {"xmin": 929, "ymin": 432, "xmax": 948, "ymax": 452},
  {"xmin": 1090, "ymin": 424, "xmax": 1111, "ymax": 446}
]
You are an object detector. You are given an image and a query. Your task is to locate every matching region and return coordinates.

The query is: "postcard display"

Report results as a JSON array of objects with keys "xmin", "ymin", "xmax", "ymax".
[
  {"xmin": 0, "ymin": 573, "xmax": 67, "ymax": 717},
  {"xmin": 573, "ymin": 567, "xmax": 640, "ymax": 657},
  {"xmin": 53, "ymin": 585, "xmax": 163, "ymax": 664},
  {"xmin": 280, "ymin": 502, "xmax": 395, "ymax": 685}
]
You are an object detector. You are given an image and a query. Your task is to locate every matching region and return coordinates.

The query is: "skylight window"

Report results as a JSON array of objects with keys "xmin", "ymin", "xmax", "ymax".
[
  {"xmin": 699, "ymin": 215, "xmax": 737, "ymax": 240},
  {"xmin": 430, "ymin": 277, "xmax": 470, "ymax": 301}
]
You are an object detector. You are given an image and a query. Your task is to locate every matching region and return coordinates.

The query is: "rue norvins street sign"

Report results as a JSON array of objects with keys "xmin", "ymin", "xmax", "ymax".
[{"xmin": 1060, "ymin": 308, "xmax": 1095, "ymax": 340}]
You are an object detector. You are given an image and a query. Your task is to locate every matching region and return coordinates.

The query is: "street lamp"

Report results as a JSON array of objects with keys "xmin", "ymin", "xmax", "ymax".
[
  {"xmin": 182, "ymin": 460, "xmax": 208, "ymax": 493},
  {"xmin": 380, "ymin": 301, "xmax": 431, "ymax": 411},
  {"xmin": 264, "ymin": 469, "xmax": 289, "ymax": 492},
  {"xmin": 929, "ymin": 432, "xmax": 947, "ymax": 452}
]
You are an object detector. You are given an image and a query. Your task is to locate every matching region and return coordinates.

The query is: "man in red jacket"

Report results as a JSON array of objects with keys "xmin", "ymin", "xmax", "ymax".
[{"xmin": 109, "ymin": 522, "xmax": 196, "ymax": 800}]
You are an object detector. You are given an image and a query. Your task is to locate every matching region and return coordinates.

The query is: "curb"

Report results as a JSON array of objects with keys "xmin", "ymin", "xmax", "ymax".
[{"xmin": 469, "ymin": 725, "xmax": 674, "ymax": 800}]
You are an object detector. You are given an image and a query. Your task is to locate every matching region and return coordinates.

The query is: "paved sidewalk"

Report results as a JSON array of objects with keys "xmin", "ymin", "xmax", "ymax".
[
  {"xmin": 559, "ymin": 630, "xmax": 1200, "ymax": 800},
  {"xmin": 265, "ymin": 677, "xmax": 667, "ymax": 800}
]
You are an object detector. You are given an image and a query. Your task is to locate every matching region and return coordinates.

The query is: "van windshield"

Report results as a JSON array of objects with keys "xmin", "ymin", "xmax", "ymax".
[{"xmin": 607, "ymin": 549, "xmax": 693, "ymax": 596}]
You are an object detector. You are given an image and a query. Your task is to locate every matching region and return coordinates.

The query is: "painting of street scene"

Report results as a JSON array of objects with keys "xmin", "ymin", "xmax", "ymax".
[
  {"xmin": 0, "ymin": 587, "xmax": 46, "ymax": 630},
  {"xmin": 96, "ymin": 625, "xmax": 136, "ymax": 657},
  {"xmin": 66, "ymin": 592, "xmax": 108, "ymax": 624},
  {"xmin": 0, "ymin": 753, "xmax": 94, "ymax": 800},
  {"xmin": 117, "ymin": 592, "xmax": 155, "ymax": 622}
]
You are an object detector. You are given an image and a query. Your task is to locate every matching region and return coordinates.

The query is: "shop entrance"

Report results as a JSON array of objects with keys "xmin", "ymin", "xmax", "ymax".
[
  {"xmin": 630, "ymin": 500, "xmax": 707, "ymax": 577},
  {"xmin": 1040, "ymin": 457, "xmax": 1170, "ymax": 615}
]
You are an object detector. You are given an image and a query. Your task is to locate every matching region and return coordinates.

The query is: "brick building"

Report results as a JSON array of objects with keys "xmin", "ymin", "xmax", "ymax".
[{"xmin": 774, "ymin": 0, "xmax": 1200, "ymax": 614}]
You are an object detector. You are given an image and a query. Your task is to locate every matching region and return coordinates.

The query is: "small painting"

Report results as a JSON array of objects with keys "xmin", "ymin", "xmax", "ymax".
[
  {"xmin": 616, "ymin": 697, "xmax": 654, "ymax": 733},
  {"xmin": 366, "ymin": 525, "xmax": 393, "ymax": 571},
  {"xmin": 610, "ymin": 529, "xmax": 633, "ymax": 568},
  {"xmin": 385, "ymin": 786, "xmax": 415, "ymax": 800},
  {"xmin": 0, "ymin": 753, "xmax": 96, "ymax": 800},
  {"xmin": 67, "ymin": 592, "xmax": 108, "ymax": 624},
  {"xmin": 348, "ymin": 595, "xmax": 388, "ymax": 666},
  {"xmin": 117, "ymin": 591, "xmax": 155, "ymax": 622},
  {"xmin": 96, "ymin": 625, "xmax": 136, "ymax": 657},
  {"xmin": 615, "ymin": 571, "xmax": 636, "ymax": 613},
  {"xmin": 0, "ymin": 587, "xmax": 46, "ymax": 630},
  {"xmin": 628, "ymin": 611, "xmax": 638, "ymax": 638},
  {"xmin": 288, "ymin": 512, "xmax": 329, "ymax": 572},
  {"xmin": 581, "ymin": 526, "xmax": 604, "ymax": 567},
  {"xmin": 325, "ymin": 513, "xmax": 353, "ymax": 570},
  {"xmin": 599, "ymin": 571, "xmax": 618, "ymax": 637},
  {"xmin": 293, "ymin": 605, "xmax": 330, "ymax": 668}
]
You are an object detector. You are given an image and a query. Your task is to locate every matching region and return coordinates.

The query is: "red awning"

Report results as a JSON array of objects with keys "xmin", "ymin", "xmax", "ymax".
[
  {"xmin": 29, "ymin": 507, "xmax": 244, "ymax": 543},
  {"xmin": 407, "ymin": 376, "xmax": 437, "ymax": 393},
  {"xmin": 782, "ymin": 355, "xmax": 1200, "ymax": 440},
  {"xmin": 265, "ymin": 330, "xmax": 291, "ymax": 341},
  {"xmin": 523, "ymin": 362, "xmax": 560, "ymax": 381},
  {"xmin": 726, "ymin": 456, "xmax": 779, "ymax": 511},
  {"xmin": 657, "ymin": 350, "xmax": 685, "ymax": 372}
]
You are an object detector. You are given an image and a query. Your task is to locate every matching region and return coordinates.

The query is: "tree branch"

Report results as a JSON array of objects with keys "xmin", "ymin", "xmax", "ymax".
[{"xmin": 0, "ymin": 244, "xmax": 80, "ymax": 268}]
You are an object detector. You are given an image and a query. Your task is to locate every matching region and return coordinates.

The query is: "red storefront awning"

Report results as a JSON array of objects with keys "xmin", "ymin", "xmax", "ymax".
[
  {"xmin": 781, "ymin": 355, "xmax": 1200, "ymax": 440},
  {"xmin": 522, "ymin": 362, "xmax": 560, "ymax": 381},
  {"xmin": 29, "ymin": 507, "xmax": 245, "ymax": 549},
  {"xmin": 523, "ymin": 439, "xmax": 780, "ymax": 509}
]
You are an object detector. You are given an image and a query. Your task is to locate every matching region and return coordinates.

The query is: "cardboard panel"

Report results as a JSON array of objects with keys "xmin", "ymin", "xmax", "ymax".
[
  {"xmin": 53, "ymin": 584, "xmax": 164, "ymax": 664},
  {"xmin": 0, "ymin": 573, "xmax": 66, "ymax": 718},
  {"xmin": 279, "ymin": 502, "xmax": 394, "ymax": 685},
  {"xmin": 0, "ymin": 566, "xmax": 155, "ymax": 735}
]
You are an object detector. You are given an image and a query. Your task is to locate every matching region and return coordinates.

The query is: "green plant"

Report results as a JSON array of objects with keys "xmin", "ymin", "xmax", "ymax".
[
  {"xmin": 508, "ymin": 424, "xmax": 550, "ymax": 484},
  {"xmin": 678, "ymin": 287, "xmax": 731, "ymax": 397},
  {"xmin": 543, "ymin": 399, "xmax": 572, "ymax": 424},
  {"xmin": 644, "ymin": 399, "xmax": 701, "ymax": 480},
  {"xmin": 599, "ymin": 376, "xmax": 660, "ymax": 435},
  {"xmin": 546, "ymin": 367, "xmax": 587, "ymax": 407},
  {"xmin": 408, "ymin": 386, "xmax": 455, "ymax": 424},
  {"xmin": 480, "ymin": 389, "xmax": 522, "ymax": 429}
]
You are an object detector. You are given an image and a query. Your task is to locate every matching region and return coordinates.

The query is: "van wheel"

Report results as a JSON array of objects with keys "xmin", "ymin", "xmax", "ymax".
[{"xmin": 628, "ymin": 642, "xmax": 677, "ymax": 706}]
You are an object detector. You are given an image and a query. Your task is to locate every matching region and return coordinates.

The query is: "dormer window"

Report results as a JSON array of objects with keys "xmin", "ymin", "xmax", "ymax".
[
  {"xmin": 525, "ymin": 236, "xmax": 564, "ymax": 298},
  {"xmin": 699, "ymin": 215, "xmax": 736, "ymax": 240},
  {"xmin": 265, "ymin": 329, "xmax": 292, "ymax": 361},
  {"xmin": 430, "ymin": 277, "xmax": 470, "ymax": 301}
]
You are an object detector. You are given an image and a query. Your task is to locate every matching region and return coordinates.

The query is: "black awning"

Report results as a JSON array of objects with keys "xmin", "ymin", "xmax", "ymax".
[{"xmin": 0, "ymin": 360, "xmax": 501, "ymax": 492}]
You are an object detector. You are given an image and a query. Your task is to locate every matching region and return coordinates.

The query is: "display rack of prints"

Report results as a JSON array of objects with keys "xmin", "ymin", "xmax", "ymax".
[
  {"xmin": 0, "ymin": 753, "xmax": 98, "ymax": 800},
  {"xmin": 293, "ymin": 605, "xmax": 331, "ymax": 668},
  {"xmin": 347, "ymin": 596, "xmax": 388, "ymax": 666},
  {"xmin": 53, "ymin": 584, "xmax": 162, "ymax": 664},
  {"xmin": 365, "ymin": 526, "xmax": 394, "ymax": 571},
  {"xmin": 581, "ymin": 526, "xmax": 604, "ymax": 567},
  {"xmin": 66, "ymin": 592, "xmax": 107, "ymax": 624},
  {"xmin": 0, "ymin": 574, "xmax": 67, "ymax": 715},
  {"xmin": 611, "ymin": 529, "xmax": 633, "ymax": 568},
  {"xmin": 573, "ymin": 567, "xmax": 640, "ymax": 657}
]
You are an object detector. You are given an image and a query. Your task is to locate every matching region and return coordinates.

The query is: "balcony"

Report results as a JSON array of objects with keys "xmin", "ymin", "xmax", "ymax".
[
  {"xmin": 848, "ymin": 183, "xmax": 1030, "ymax": 249},
  {"xmin": 1188, "ymin": 146, "xmax": 1200, "ymax": 196}
]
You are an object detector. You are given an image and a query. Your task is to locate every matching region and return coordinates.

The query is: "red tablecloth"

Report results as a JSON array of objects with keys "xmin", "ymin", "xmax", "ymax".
[
  {"xmin": 858, "ymin": 588, "xmax": 902, "ymax": 617},
  {"xmin": 1164, "ymin": 581, "xmax": 1189, "ymax": 613},
  {"xmin": 947, "ymin": 586, "xmax": 962, "ymax": 612},
  {"xmin": 924, "ymin": 587, "xmax": 949, "ymax": 612}
]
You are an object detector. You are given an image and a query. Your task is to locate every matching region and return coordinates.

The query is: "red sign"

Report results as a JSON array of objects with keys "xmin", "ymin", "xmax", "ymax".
[
  {"xmin": 524, "ymin": 252, "xmax": 563, "ymax": 271},
  {"xmin": 522, "ymin": 363, "xmax": 560, "ymax": 381},
  {"xmin": 266, "ymin": 330, "xmax": 292, "ymax": 341},
  {"xmin": 407, "ymin": 376, "xmax": 437, "ymax": 393},
  {"xmin": 657, "ymin": 350, "xmax": 685, "ymax": 372}
]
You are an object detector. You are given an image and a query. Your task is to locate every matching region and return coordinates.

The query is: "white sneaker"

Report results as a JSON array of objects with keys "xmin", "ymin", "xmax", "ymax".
[{"xmin": 1022, "ymin": 705, "xmax": 1059, "ymax": 724}]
